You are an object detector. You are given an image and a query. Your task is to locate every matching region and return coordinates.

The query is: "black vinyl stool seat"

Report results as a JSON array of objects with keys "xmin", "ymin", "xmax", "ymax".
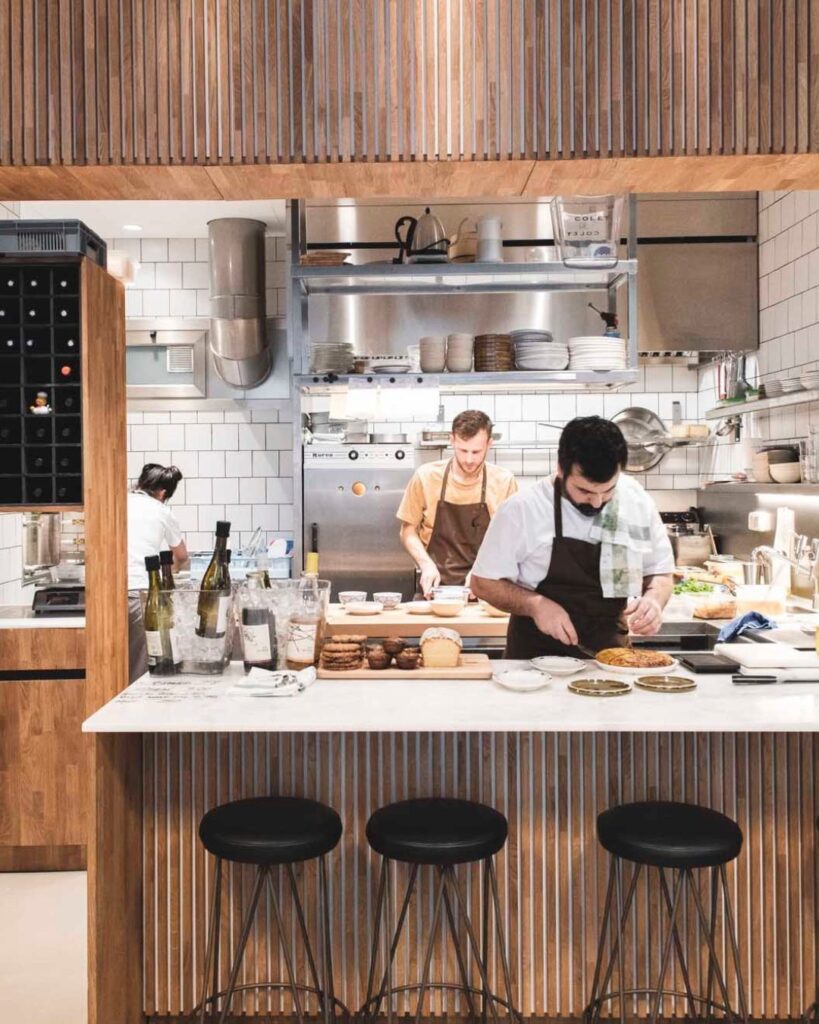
[
  {"xmin": 597, "ymin": 800, "xmax": 743, "ymax": 869},
  {"xmin": 361, "ymin": 797, "xmax": 520, "ymax": 1024},
  {"xmin": 195, "ymin": 795, "xmax": 347, "ymax": 1024},
  {"xmin": 585, "ymin": 800, "xmax": 749, "ymax": 1024},
  {"xmin": 366, "ymin": 797, "xmax": 507, "ymax": 865}
]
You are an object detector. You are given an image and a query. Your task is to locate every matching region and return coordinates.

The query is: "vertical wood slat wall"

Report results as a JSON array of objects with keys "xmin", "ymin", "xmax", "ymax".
[
  {"xmin": 144, "ymin": 731, "xmax": 817, "ymax": 1019},
  {"xmin": 1, "ymin": 0, "xmax": 819, "ymax": 167}
]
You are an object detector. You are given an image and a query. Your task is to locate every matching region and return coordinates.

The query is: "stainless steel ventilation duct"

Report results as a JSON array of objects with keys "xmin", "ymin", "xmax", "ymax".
[{"xmin": 207, "ymin": 218, "xmax": 272, "ymax": 388}]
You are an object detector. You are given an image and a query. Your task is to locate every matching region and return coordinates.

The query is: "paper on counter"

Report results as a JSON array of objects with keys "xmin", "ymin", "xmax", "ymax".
[
  {"xmin": 715, "ymin": 642, "xmax": 819, "ymax": 669},
  {"xmin": 227, "ymin": 666, "xmax": 317, "ymax": 698}
]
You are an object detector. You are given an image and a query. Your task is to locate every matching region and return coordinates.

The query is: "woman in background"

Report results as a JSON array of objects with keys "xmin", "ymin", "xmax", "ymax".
[{"xmin": 127, "ymin": 463, "xmax": 188, "ymax": 682}]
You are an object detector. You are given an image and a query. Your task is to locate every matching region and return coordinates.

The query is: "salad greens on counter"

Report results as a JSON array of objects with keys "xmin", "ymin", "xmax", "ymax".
[{"xmin": 673, "ymin": 578, "xmax": 714, "ymax": 595}]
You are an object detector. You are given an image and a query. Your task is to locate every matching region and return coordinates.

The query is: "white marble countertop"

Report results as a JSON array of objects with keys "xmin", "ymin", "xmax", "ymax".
[
  {"xmin": 0, "ymin": 604, "xmax": 85, "ymax": 628},
  {"xmin": 83, "ymin": 660, "xmax": 819, "ymax": 734}
]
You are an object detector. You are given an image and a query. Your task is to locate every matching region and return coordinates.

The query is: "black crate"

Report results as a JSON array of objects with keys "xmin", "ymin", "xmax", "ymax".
[{"xmin": 0, "ymin": 220, "xmax": 106, "ymax": 267}]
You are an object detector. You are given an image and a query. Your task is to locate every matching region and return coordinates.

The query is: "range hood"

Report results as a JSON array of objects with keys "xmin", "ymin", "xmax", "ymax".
[
  {"xmin": 635, "ymin": 194, "xmax": 758, "ymax": 358},
  {"xmin": 207, "ymin": 217, "xmax": 272, "ymax": 388}
]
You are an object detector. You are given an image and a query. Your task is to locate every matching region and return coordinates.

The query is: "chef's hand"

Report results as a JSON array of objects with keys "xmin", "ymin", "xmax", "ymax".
[
  {"xmin": 531, "ymin": 595, "xmax": 578, "ymax": 648},
  {"xmin": 625, "ymin": 595, "xmax": 663, "ymax": 636},
  {"xmin": 419, "ymin": 563, "xmax": 441, "ymax": 598}
]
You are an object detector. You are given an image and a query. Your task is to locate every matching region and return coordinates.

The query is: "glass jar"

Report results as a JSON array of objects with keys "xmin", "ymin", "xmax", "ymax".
[{"xmin": 284, "ymin": 576, "xmax": 331, "ymax": 670}]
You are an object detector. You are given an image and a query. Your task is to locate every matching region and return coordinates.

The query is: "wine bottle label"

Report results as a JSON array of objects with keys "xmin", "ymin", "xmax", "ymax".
[
  {"xmin": 145, "ymin": 630, "xmax": 163, "ymax": 659},
  {"xmin": 286, "ymin": 622, "xmax": 318, "ymax": 663},
  {"xmin": 216, "ymin": 595, "xmax": 231, "ymax": 635},
  {"xmin": 169, "ymin": 628, "xmax": 181, "ymax": 665},
  {"xmin": 242, "ymin": 623, "xmax": 272, "ymax": 662}
]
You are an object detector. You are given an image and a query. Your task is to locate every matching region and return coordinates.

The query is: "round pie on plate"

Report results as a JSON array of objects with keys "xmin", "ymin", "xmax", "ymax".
[{"xmin": 594, "ymin": 647, "xmax": 678, "ymax": 675}]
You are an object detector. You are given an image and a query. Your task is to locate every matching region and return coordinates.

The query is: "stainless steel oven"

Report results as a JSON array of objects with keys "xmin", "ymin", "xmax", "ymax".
[{"xmin": 302, "ymin": 443, "xmax": 417, "ymax": 600}]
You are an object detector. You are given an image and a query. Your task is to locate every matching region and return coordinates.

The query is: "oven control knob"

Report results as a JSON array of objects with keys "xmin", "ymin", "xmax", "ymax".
[
  {"xmin": 395, "ymin": 449, "xmax": 406, "ymax": 460},
  {"xmin": 348, "ymin": 449, "xmax": 359, "ymax": 460}
]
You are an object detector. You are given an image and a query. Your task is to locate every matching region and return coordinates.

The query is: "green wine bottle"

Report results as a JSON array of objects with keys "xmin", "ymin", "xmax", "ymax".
[
  {"xmin": 159, "ymin": 549, "xmax": 175, "ymax": 590},
  {"xmin": 144, "ymin": 555, "xmax": 176, "ymax": 675},
  {"xmin": 195, "ymin": 520, "xmax": 232, "ymax": 638}
]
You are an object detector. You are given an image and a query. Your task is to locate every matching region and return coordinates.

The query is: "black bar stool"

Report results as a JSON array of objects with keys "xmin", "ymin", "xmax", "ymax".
[
  {"xmin": 584, "ymin": 800, "xmax": 749, "ymax": 1024},
  {"xmin": 361, "ymin": 797, "xmax": 520, "ymax": 1024},
  {"xmin": 195, "ymin": 796, "xmax": 346, "ymax": 1024}
]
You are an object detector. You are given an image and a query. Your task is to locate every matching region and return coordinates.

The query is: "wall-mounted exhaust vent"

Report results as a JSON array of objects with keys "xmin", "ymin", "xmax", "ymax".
[{"xmin": 207, "ymin": 217, "xmax": 272, "ymax": 388}]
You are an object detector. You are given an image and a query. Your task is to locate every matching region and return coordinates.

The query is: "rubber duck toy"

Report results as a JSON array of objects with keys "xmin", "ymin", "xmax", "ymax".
[{"xmin": 29, "ymin": 391, "xmax": 52, "ymax": 415}]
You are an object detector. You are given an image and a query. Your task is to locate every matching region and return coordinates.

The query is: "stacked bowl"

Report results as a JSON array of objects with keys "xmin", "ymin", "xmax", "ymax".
[
  {"xmin": 446, "ymin": 333, "xmax": 474, "ymax": 371},
  {"xmin": 568, "ymin": 335, "xmax": 627, "ymax": 371},
  {"xmin": 801, "ymin": 367, "xmax": 819, "ymax": 391},
  {"xmin": 511, "ymin": 329, "xmax": 568, "ymax": 371},
  {"xmin": 419, "ymin": 335, "xmax": 447, "ymax": 372},
  {"xmin": 474, "ymin": 333, "xmax": 514, "ymax": 371}
]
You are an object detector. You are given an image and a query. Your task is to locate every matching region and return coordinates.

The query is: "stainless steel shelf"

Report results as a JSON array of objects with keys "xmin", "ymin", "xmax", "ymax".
[
  {"xmin": 296, "ymin": 369, "xmax": 638, "ymax": 393},
  {"xmin": 291, "ymin": 259, "xmax": 637, "ymax": 296},
  {"xmin": 705, "ymin": 388, "xmax": 819, "ymax": 420},
  {"xmin": 699, "ymin": 481, "xmax": 819, "ymax": 493}
]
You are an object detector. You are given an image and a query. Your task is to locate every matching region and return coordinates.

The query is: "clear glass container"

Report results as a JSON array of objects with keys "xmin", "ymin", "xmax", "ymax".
[
  {"xmin": 285, "ymin": 577, "xmax": 331, "ymax": 670},
  {"xmin": 140, "ymin": 582, "xmax": 237, "ymax": 675},
  {"xmin": 550, "ymin": 194, "xmax": 624, "ymax": 269}
]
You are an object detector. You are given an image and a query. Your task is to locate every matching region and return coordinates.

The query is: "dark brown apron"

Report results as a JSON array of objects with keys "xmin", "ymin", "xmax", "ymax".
[
  {"xmin": 504, "ymin": 479, "xmax": 629, "ymax": 659},
  {"xmin": 424, "ymin": 460, "xmax": 491, "ymax": 587}
]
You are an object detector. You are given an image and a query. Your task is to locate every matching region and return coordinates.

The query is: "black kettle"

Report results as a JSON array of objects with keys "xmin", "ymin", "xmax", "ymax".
[{"xmin": 394, "ymin": 207, "xmax": 449, "ymax": 264}]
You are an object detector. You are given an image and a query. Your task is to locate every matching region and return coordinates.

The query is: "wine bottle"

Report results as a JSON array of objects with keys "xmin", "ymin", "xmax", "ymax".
[
  {"xmin": 241, "ymin": 607, "xmax": 277, "ymax": 673},
  {"xmin": 159, "ymin": 549, "xmax": 175, "ymax": 590},
  {"xmin": 195, "ymin": 520, "xmax": 232, "ymax": 638},
  {"xmin": 143, "ymin": 555, "xmax": 177, "ymax": 676}
]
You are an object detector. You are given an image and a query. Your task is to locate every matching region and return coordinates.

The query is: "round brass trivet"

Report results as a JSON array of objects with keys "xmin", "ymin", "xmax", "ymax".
[
  {"xmin": 635, "ymin": 674, "xmax": 697, "ymax": 693},
  {"xmin": 568, "ymin": 677, "xmax": 632, "ymax": 697}
]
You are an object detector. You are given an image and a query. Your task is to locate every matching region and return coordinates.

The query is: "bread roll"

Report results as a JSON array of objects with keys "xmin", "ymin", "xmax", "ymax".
[{"xmin": 692, "ymin": 599, "xmax": 737, "ymax": 620}]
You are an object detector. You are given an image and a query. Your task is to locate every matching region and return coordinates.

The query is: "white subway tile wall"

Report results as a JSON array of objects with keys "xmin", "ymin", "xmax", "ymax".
[{"xmin": 699, "ymin": 190, "xmax": 819, "ymax": 481}]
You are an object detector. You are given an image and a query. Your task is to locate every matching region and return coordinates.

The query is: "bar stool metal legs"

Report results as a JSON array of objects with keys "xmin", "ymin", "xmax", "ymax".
[
  {"xmin": 585, "ymin": 854, "xmax": 749, "ymax": 1024},
  {"xmin": 361, "ymin": 856, "xmax": 519, "ymax": 1024},
  {"xmin": 196, "ymin": 854, "xmax": 345, "ymax": 1024}
]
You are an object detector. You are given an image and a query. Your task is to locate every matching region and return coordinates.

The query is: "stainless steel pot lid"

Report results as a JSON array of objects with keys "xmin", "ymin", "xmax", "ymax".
[{"xmin": 611, "ymin": 407, "xmax": 670, "ymax": 472}]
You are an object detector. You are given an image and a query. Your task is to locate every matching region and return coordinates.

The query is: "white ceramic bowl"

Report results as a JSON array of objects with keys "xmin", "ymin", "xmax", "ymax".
[
  {"xmin": 430, "ymin": 600, "xmax": 464, "ymax": 618},
  {"xmin": 373, "ymin": 591, "xmax": 402, "ymax": 609},
  {"xmin": 770, "ymin": 462, "xmax": 801, "ymax": 484},
  {"xmin": 339, "ymin": 591, "xmax": 367, "ymax": 605},
  {"xmin": 345, "ymin": 601, "xmax": 384, "ymax": 616}
]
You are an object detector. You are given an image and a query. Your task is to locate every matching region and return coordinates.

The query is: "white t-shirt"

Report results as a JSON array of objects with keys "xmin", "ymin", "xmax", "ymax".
[
  {"xmin": 471, "ymin": 474, "xmax": 674, "ymax": 591},
  {"xmin": 127, "ymin": 490, "xmax": 183, "ymax": 590}
]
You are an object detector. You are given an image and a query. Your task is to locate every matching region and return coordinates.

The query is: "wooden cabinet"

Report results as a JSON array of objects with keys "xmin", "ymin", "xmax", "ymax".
[{"xmin": 0, "ymin": 627, "xmax": 87, "ymax": 871}]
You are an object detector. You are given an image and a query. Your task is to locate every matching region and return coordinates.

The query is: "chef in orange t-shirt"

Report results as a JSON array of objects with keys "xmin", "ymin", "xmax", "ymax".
[{"xmin": 396, "ymin": 409, "xmax": 518, "ymax": 596}]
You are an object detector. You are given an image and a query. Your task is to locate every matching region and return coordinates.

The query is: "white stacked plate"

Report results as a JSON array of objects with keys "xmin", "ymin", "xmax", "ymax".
[
  {"xmin": 568, "ymin": 335, "xmax": 627, "ymax": 370},
  {"xmin": 514, "ymin": 344, "xmax": 569, "ymax": 371},
  {"xmin": 801, "ymin": 369, "xmax": 819, "ymax": 390},
  {"xmin": 311, "ymin": 342, "xmax": 355, "ymax": 373},
  {"xmin": 510, "ymin": 329, "xmax": 554, "ymax": 343},
  {"xmin": 780, "ymin": 378, "xmax": 805, "ymax": 394},
  {"xmin": 764, "ymin": 380, "xmax": 784, "ymax": 397}
]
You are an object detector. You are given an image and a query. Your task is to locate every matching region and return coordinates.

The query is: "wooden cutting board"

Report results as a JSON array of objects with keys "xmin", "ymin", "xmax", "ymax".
[{"xmin": 317, "ymin": 653, "xmax": 493, "ymax": 680}]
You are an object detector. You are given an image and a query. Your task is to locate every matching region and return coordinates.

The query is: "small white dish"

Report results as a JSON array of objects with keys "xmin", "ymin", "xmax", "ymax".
[
  {"xmin": 345, "ymin": 601, "xmax": 384, "ymax": 615},
  {"xmin": 404, "ymin": 601, "xmax": 431, "ymax": 614},
  {"xmin": 529, "ymin": 656, "xmax": 587, "ymax": 676},
  {"xmin": 373, "ymin": 591, "xmax": 402, "ymax": 609},
  {"xmin": 493, "ymin": 668, "xmax": 551, "ymax": 693},
  {"xmin": 593, "ymin": 656, "xmax": 679, "ymax": 676}
]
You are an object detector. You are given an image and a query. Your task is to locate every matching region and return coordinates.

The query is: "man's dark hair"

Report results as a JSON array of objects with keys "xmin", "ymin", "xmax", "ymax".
[
  {"xmin": 135, "ymin": 462, "xmax": 183, "ymax": 500},
  {"xmin": 451, "ymin": 409, "xmax": 493, "ymax": 440},
  {"xmin": 557, "ymin": 416, "xmax": 627, "ymax": 483}
]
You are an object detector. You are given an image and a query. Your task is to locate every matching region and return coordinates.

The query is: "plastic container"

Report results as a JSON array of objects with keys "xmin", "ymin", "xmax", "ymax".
[
  {"xmin": 550, "ymin": 195, "xmax": 623, "ymax": 268},
  {"xmin": 735, "ymin": 584, "xmax": 787, "ymax": 618},
  {"xmin": 0, "ymin": 220, "xmax": 107, "ymax": 266}
]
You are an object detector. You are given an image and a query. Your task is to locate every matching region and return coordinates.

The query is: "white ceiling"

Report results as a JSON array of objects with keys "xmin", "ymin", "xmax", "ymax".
[{"xmin": 18, "ymin": 199, "xmax": 287, "ymax": 239}]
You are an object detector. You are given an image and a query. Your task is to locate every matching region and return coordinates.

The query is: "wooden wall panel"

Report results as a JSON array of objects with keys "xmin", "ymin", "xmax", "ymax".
[
  {"xmin": 144, "ymin": 731, "xmax": 818, "ymax": 1020},
  {"xmin": 2, "ymin": 1, "xmax": 819, "ymax": 170}
]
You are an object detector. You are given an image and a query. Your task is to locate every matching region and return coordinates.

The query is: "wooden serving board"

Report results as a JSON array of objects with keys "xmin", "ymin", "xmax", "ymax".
[{"xmin": 317, "ymin": 653, "xmax": 493, "ymax": 680}]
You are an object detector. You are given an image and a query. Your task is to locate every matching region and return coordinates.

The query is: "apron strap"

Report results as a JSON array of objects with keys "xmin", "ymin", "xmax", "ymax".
[
  {"xmin": 553, "ymin": 477, "xmax": 564, "ymax": 540},
  {"xmin": 440, "ymin": 459, "xmax": 452, "ymax": 501},
  {"xmin": 480, "ymin": 465, "xmax": 487, "ymax": 504}
]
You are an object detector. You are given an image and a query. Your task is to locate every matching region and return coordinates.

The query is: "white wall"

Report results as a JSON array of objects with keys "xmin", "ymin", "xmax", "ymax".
[{"xmin": 0, "ymin": 201, "xmax": 24, "ymax": 604}]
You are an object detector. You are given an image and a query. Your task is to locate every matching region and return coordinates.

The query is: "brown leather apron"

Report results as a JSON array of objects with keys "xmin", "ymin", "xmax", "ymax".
[
  {"xmin": 504, "ymin": 479, "xmax": 629, "ymax": 659},
  {"xmin": 424, "ymin": 461, "xmax": 491, "ymax": 587}
]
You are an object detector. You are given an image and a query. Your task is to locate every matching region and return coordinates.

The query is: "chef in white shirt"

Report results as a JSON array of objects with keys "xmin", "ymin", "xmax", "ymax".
[
  {"xmin": 127, "ymin": 463, "xmax": 188, "ymax": 681},
  {"xmin": 471, "ymin": 416, "xmax": 674, "ymax": 659}
]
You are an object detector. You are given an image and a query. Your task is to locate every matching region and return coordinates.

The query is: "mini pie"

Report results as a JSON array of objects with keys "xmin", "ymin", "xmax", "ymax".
[{"xmin": 595, "ymin": 647, "xmax": 674, "ymax": 669}]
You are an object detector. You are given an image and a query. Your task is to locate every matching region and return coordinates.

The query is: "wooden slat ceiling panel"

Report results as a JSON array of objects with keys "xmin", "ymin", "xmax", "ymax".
[{"xmin": 1, "ymin": 1, "xmax": 818, "ymax": 170}]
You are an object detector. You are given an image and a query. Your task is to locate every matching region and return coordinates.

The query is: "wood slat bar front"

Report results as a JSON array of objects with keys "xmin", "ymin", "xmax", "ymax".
[
  {"xmin": 2, "ymin": 1, "xmax": 819, "ymax": 170},
  {"xmin": 142, "ymin": 731, "xmax": 818, "ymax": 1020}
]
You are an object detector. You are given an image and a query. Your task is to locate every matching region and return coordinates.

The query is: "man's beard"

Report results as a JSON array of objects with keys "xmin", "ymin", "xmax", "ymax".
[{"xmin": 567, "ymin": 493, "xmax": 608, "ymax": 518}]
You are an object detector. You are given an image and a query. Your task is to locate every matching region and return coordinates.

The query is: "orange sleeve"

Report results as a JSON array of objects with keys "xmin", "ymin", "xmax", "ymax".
[{"xmin": 396, "ymin": 472, "xmax": 426, "ymax": 526}]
